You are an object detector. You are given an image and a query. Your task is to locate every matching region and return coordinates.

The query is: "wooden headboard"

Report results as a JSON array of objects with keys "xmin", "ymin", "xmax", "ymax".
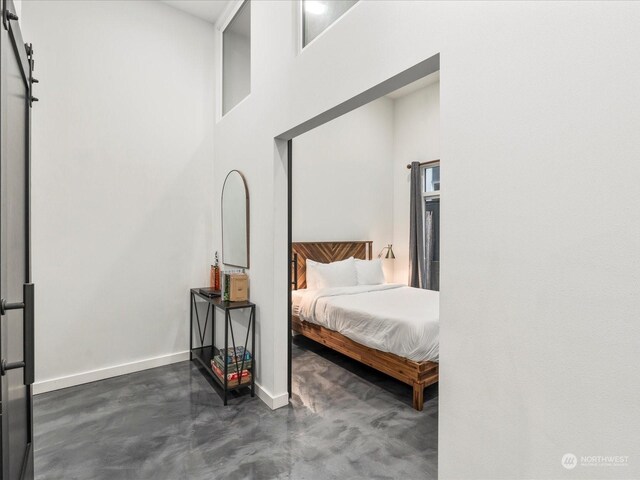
[{"xmin": 291, "ymin": 241, "xmax": 373, "ymax": 289}]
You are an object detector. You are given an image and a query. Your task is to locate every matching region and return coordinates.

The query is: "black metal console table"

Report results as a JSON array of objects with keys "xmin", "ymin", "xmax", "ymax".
[{"xmin": 190, "ymin": 288, "xmax": 256, "ymax": 405}]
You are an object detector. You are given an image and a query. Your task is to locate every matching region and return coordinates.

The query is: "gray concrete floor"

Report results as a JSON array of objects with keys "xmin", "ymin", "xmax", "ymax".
[{"xmin": 34, "ymin": 337, "xmax": 438, "ymax": 479}]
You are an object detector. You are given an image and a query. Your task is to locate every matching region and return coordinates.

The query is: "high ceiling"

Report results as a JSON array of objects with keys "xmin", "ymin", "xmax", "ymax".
[{"xmin": 161, "ymin": 0, "xmax": 229, "ymax": 24}]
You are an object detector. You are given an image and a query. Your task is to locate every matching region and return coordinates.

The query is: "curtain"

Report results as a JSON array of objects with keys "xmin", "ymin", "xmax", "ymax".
[
  {"xmin": 408, "ymin": 161, "xmax": 426, "ymax": 288},
  {"xmin": 425, "ymin": 210, "xmax": 435, "ymax": 290}
]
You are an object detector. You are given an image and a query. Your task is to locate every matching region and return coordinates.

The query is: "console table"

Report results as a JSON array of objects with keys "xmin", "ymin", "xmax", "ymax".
[{"xmin": 189, "ymin": 288, "xmax": 256, "ymax": 405}]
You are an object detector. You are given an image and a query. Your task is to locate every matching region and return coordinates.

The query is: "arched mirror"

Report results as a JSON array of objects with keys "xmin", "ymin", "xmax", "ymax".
[{"xmin": 222, "ymin": 170, "xmax": 249, "ymax": 268}]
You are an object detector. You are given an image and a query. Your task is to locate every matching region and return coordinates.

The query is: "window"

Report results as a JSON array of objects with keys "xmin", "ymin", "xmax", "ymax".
[
  {"xmin": 302, "ymin": 0, "xmax": 358, "ymax": 47},
  {"xmin": 422, "ymin": 162, "xmax": 440, "ymax": 291},
  {"xmin": 423, "ymin": 163, "xmax": 440, "ymax": 196},
  {"xmin": 223, "ymin": 1, "xmax": 251, "ymax": 116}
]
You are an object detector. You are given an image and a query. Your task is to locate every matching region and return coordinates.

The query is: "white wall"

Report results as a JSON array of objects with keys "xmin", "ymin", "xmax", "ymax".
[
  {"xmin": 292, "ymin": 87, "xmax": 440, "ymax": 285},
  {"xmin": 213, "ymin": 1, "xmax": 640, "ymax": 478},
  {"xmin": 13, "ymin": 0, "xmax": 21, "ymax": 19},
  {"xmin": 21, "ymin": 1, "xmax": 215, "ymax": 392},
  {"xmin": 292, "ymin": 97, "xmax": 394, "ymax": 276},
  {"xmin": 392, "ymin": 81, "xmax": 440, "ymax": 284}
]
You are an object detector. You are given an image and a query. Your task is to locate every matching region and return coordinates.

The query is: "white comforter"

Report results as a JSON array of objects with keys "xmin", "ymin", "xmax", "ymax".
[{"xmin": 296, "ymin": 284, "xmax": 439, "ymax": 362}]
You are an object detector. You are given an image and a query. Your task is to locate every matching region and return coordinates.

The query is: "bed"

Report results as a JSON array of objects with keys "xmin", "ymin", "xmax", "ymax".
[{"xmin": 291, "ymin": 241, "xmax": 439, "ymax": 410}]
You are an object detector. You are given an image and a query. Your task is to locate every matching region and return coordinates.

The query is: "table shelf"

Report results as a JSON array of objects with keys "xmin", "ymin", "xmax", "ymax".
[
  {"xmin": 191, "ymin": 346, "xmax": 253, "ymax": 391},
  {"xmin": 190, "ymin": 289, "xmax": 256, "ymax": 404}
]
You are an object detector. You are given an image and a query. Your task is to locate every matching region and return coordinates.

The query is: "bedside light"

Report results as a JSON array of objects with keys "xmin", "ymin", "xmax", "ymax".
[{"xmin": 378, "ymin": 244, "xmax": 395, "ymax": 259}]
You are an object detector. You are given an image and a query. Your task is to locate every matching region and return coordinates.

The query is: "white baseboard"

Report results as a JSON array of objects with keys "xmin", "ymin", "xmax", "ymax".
[
  {"xmin": 34, "ymin": 352, "xmax": 291, "ymax": 411},
  {"xmin": 33, "ymin": 351, "xmax": 190, "ymax": 395},
  {"xmin": 256, "ymin": 382, "xmax": 289, "ymax": 410}
]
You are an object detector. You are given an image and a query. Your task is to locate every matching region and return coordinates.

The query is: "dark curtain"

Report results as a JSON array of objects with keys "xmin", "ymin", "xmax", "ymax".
[
  {"xmin": 424, "ymin": 200, "xmax": 440, "ymax": 291},
  {"xmin": 408, "ymin": 161, "xmax": 426, "ymax": 288},
  {"xmin": 425, "ymin": 210, "xmax": 435, "ymax": 290}
]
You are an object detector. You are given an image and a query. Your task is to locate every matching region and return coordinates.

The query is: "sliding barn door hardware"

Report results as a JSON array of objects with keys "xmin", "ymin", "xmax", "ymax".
[
  {"xmin": 0, "ymin": 284, "xmax": 35, "ymax": 384},
  {"xmin": 0, "ymin": 359, "xmax": 26, "ymax": 376},
  {"xmin": 0, "ymin": 300, "xmax": 27, "ymax": 377},
  {"xmin": 4, "ymin": 10, "xmax": 18, "ymax": 29},
  {"xmin": 25, "ymin": 43, "xmax": 39, "ymax": 107},
  {"xmin": 3, "ymin": 6, "xmax": 18, "ymax": 29},
  {"xmin": 0, "ymin": 298, "xmax": 24, "ymax": 315}
]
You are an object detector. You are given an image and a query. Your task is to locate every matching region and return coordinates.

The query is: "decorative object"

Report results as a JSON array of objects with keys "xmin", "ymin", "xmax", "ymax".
[
  {"xmin": 223, "ymin": 271, "xmax": 230, "ymax": 301},
  {"xmin": 230, "ymin": 273, "xmax": 249, "ymax": 302},
  {"xmin": 377, "ymin": 244, "xmax": 395, "ymax": 259},
  {"xmin": 221, "ymin": 269, "xmax": 244, "ymax": 301},
  {"xmin": 221, "ymin": 170, "xmax": 249, "ymax": 268},
  {"xmin": 213, "ymin": 251, "xmax": 220, "ymax": 291}
]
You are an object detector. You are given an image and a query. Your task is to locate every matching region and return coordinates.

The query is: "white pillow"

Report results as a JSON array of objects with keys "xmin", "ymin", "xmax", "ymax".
[
  {"xmin": 355, "ymin": 259, "xmax": 386, "ymax": 285},
  {"xmin": 306, "ymin": 259, "xmax": 320, "ymax": 290},
  {"xmin": 313, "ymin": 257, "xmax": 358, "ymax": 289}
]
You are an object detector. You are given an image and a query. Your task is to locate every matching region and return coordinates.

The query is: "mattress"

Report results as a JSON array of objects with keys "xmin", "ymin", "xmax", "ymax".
[{"xmin": 293, "ymin": 284, "xmax": 439, "ymax": 362}]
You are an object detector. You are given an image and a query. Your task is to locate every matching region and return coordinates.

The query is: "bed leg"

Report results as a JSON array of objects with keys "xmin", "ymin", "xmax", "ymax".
[{"xmin": 413, "ymin": 382, "xmax": 424, "ymax": 411}]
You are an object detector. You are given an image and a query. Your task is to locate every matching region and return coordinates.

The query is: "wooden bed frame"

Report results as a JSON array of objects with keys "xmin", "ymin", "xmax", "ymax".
[{"xmin": 291, "ymin": 241, "xmax": 439, "ymax": 411}]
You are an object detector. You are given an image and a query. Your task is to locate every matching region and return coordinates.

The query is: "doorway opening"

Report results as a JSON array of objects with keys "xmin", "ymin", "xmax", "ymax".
[{"xmin": 278, "ymin": 53, "xmax": 441, "ymax": 411}]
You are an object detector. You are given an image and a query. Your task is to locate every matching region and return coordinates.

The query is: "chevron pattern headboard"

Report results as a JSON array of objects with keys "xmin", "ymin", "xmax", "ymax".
[{"xmin": 291, "ymin": 241, "xmax": 373, "ymax": 289}]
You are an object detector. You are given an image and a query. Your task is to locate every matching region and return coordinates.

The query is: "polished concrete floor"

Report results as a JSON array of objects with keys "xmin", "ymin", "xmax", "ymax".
[{"xmin": 34, "ymin": 337, "xmax": 438, "ymax": 479}]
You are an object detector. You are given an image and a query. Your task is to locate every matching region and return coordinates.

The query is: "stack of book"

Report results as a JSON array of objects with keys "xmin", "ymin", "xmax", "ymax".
[{"xmin": 211, "ymin": 346, "xmax": 252, "ymax": 387}]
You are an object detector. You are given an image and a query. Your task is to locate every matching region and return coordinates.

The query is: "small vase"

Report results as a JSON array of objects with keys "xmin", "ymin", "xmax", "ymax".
[{"xmin": 214, "ymin": 266, "xmax": 220, "ymax": 291}]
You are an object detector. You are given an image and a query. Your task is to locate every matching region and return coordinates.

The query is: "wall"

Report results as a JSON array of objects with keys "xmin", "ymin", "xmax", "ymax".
[
  {"xmin": 13, "ymin": 0, "xmax": 21, "ymax": 18},
  {"xmin": 292, "ymin": 96, "xmax": 394, "ymax": 277},
  {"xmin": 292, "ymin": 86, "xmax": 440, "ymax": 284},
  {"xmin": 21, "ymin": 1, "xmax": 215, "ymax": 393},
  {"xmin": 213, "ymin": 1, "xmax": 640, "ymax": 478},
  {"xmin": 292, "ymin": 86, "xmax": 440, "ymax": 285},
  {"xmin": 391, "ymin": 81, "xmax": 440, "ymax": 284}
]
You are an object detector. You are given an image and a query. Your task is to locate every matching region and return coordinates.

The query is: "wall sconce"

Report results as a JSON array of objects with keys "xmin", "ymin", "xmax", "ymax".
[{"xmin": 378, "ymin": 244, "xmax": 395, "ymax": 259}]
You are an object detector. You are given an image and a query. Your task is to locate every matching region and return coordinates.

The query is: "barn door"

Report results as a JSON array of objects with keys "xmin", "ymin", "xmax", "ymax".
[{"xmin": 1, "ymin": 1, "xmax": 36, "ymax": 478}]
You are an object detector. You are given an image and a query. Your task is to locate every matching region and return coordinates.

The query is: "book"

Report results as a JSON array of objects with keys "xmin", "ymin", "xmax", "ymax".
[
  {"xmin": 213, "ymin": 355, "xmax": 251, "ymax": 372},
  {"xmin": 223, "ymin": 272, "xmax": 230, "ymax": 301},
  {"xmin": 215, "ymin": 373, "xmax": 251, "ymax": 388},
  {"xmin": 211, "ymin": 362, "xmax": 251, "ymax": 383},
  {"xmin": 218, "ymin": 347, "xmax": 251, "ymax": 363},
  {"xmin": 199, "ymin": 287, "xmax": 220, "ymax": 298}
]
